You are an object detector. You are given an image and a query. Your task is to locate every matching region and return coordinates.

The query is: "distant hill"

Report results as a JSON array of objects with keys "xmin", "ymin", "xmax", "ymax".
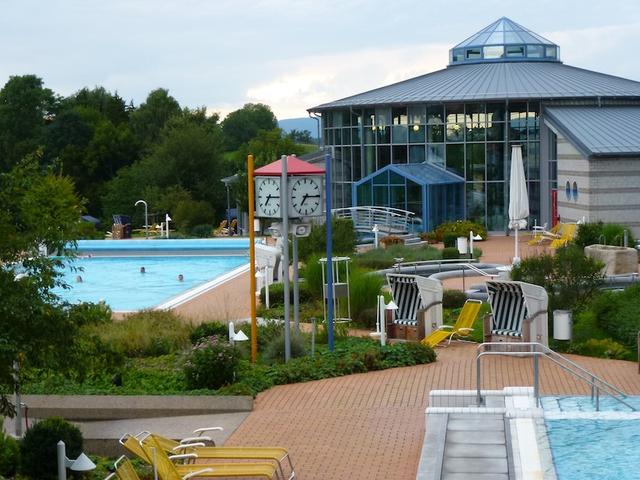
[{"xmin": 278, "ymin": 117, "xmax": 319, "ymax": 138}]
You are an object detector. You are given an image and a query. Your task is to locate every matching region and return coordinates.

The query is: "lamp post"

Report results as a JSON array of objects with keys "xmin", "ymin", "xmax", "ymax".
[
  {"xmin": 382, "ymin": 300, "xmax": 398, "ymax": 346},
  {"xmin": 135, "ymin": 200, "xmax": 148, "ymax": 239},
  {"xmin": 57, "ymin": 441, "xmax": 96, "ymax": 480},
  {"xmin": 221, "ymin": 174, "xmax": 239, "ymax": 236}
]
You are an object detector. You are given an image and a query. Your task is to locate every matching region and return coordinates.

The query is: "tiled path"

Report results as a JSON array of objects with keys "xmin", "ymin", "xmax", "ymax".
[{"xmin": 226, "ymin": 343, "xmax": 640, "ymax": 480}]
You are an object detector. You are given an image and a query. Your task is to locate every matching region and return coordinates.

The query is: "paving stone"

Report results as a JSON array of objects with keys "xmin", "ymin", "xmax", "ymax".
[
  {"xmin": 446, "ymin": 443, "xmax": 507, "ymax": 458},
  {"xmin": 447, "ymin": 430, "xmax": 506, "ymax": 444},
  {"xmin": 443, "ymin": 456, "xmax": 508, "ymax": 474}
]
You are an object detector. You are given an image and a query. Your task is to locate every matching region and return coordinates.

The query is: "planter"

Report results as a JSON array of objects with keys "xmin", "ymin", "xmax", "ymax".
[{"xmin": 584, "ymin": 244, "xmax": 639, "ymax": 275}]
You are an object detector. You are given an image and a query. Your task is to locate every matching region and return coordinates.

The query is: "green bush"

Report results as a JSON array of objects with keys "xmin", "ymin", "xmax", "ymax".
[
  {"xmin": 191, "ymin": 224, "xmax": 213, "ymax": 238},
  {"xmin": 77, "ymin": 221, "xmax": 103, "ymax": 239},
  {"xmin": 511, "ymin": 245, "xmax": 604, "ymax": 312},
  {"xmin": 66, "ymin": 301, "xmax": 112, "ymax": 326},
  {"xmin": 569, "ymin": 338, "xmax": 633, "ymax": 360},
  {"xmin": 419, "ymin": 231, "xmax": 436, "ymax": 243},
  {"xmin": 298, "ymin": 217, "xmax": 356, "ymax": 261},
  {"xmin": 349, "ymin": 269, "xmax": 384, "ymax": 326},
  {"xmin": 190, "ymin": 321, "xmax": 228, "ymax": 344},
  {"xmin": 238, "ymin": 319, "xmax": 284, "ymax": 350},
  {"xmin": 20, "ymin": 417, "xmax": 83, "ymax": 480},
  {"xmin": 262, "ymin": 332, "xmax": 307, "ymax": 364},
  {"xmin": 584, "ymin": 283, "xmax": 640, "ymax": 350},
  {"xmin": 0, "ymin": 419, "xmax": 19, "ymax": 477},
  {"xmin": 353, "ymin": 244, "xmax": 442, "ymax": 270},
  {"xmin": 380, "ymin": 236, "xmax": 403, "ymax": 247},
  {"xmin": 300, "ymin": 255, "xmax": 324, "ymax": 296},
  {"xmin": 434, "ymin": 220, "xmax": 487, "ymax": 242},
  {"xmin": 442, "ymin": 289, "xmax": 467, "ymax": 309},
  {"xmin": 442, "ymin": 234, "xmax": 457, "ymax": 248},
  {"xmin": 442, "ymin": 247, "xmax": 460, "ymax": 260},
  {"xmin": 575, "ymin": 221, "xmax": 636, "ymax": 248},
  {"xmin": 85, "ymin": 310, "xmax": 193, "ymax": 357},
  {"xmin": 184, "ymin": 336, "xmax": 239, "ymax": 389},
  {"xmin": 259, "ymin": 282, "xmax": 314, "ymax": 307},
  {"xmin": 174, "ymin": 199, "xmax": 215, "ymax": 233}
]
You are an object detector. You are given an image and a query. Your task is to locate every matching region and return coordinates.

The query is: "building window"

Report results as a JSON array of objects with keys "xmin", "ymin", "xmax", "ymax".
[
  {"xmin": 484, "ymin": 45, "xmax": 504, "ymax": 59},
  {"xmin": 506, "ymin": 45, "xmax": 525, "ymax": 57},
  {"xmin": 572, "ymin": 181, "xmax": 578, "ymax": 201},
  {"xmin": 466, "ymin": 48, "xmax": 481, "ymax": 59},
  {"xmin": 565, "ymin": 181, "xmax": 571, "ymax": 200}
]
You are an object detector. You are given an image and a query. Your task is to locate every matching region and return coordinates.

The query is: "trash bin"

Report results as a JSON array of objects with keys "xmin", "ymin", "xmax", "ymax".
[
  {"xmin": 456, "ymin": 237, "xmax": 468, "ymax": 255},
  {"xmin": 553, "ymin": 310, "xmax": 572, "ymax": 340}
]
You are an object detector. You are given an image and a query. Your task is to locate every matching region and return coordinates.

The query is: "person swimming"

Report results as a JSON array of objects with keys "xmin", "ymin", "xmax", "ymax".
[
  {"xmin": 177, "ymin": 274, "xmax": 184, "ymax": 281},
  {"xmin": 75, "ymin": 275, "xmax": 83, "ymax": 283},
  {"xmin": 140, "ymin": 267, "xmax": 146, "ymax": 274}
]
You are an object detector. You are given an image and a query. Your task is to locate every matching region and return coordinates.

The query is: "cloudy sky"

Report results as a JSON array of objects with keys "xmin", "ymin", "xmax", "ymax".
[{"xmin": 1, "ymin": 0, "xmax": 639, "ymax": 120}]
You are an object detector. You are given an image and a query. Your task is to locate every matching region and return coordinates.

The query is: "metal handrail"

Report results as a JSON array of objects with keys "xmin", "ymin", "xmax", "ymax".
[
  {"xmin": 462, "ymin": 263, "xmax": 499, "ymax": 278},
  {"xmin": 392, "ymin": 258, "xmax": 479, "ymax": 274},
  {"xmin": 331, "ymin": 206, "xmax": 416, "ymax": 234},
  {"xmin": 476, "ymin": 342, "xmax": 636, "ymax": 411}
]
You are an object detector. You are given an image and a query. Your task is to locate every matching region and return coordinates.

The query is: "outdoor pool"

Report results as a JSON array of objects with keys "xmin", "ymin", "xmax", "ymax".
[
  {"xmin": 53, "ymin": 239, "xmax": 251, "ymax": 311},
  {"xmin": 542, "ymin": 396, "xmax": 640, "ymax": 480}
]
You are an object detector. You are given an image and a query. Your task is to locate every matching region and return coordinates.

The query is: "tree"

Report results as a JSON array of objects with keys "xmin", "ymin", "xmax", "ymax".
[
  {"xmin": 0, "ymin": 75, "xmax": 56, "ymax": 169},
  {"xmin": 129, "ymin": 88, "xmax": 181, "ymax": 147},
  {"xmin": 287, "ymin": 129, "xmax": 315, "ymax": 144},
  {"xmin": 62, "ymin": 86, "xmax": 129, "ymax": 125},
  {"xmin": 221, "ymin": 103, "xmax": 278, "ymax": 151},
  {"xmin": 0, "ymin": 154, "xmax": 85, "ymax": 416}
]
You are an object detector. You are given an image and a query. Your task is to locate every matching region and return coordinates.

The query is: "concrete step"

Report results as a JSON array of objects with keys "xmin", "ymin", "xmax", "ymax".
[
  {"xmin": 443, "ymin": 457, "xmax": 508, "ymax": 474},
  {"xmin": 447, "ymin": 430, "xmax": 506, "ymax": 445},
  {"xmin": 446, "ymin": 443, "xmax": 508, "ymax": 458},
  {"xmin": 443, "ymin": 474, "xmax": 508, "ymax": 480},
  {"xmin": 447, "ymin": 418, "xmax": 504, "ymax": 431}
]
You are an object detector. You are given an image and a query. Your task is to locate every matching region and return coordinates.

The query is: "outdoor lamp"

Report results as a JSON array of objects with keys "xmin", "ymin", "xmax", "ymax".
[
  {"xmin": 233, "ymin": 330, "xmax": 249, "ymax": 342},
  {"xmin": 57, "ymin": 441, "xmax": 96, "ymax": 480}
]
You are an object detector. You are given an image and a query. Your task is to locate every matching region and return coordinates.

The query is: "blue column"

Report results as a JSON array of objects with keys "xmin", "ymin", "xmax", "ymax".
[{"xmin": 325, "ymin": 153, "xmax": 334, "ymax": 351}]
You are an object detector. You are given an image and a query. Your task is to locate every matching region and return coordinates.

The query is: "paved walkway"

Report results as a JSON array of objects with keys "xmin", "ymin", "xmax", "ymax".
[{"xmin": 225, "ymin": 343, "xmax": 640, "ymax": 480}]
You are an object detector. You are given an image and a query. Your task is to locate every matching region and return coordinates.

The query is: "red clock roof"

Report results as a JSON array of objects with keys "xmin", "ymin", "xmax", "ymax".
[{"xmin": 254, "ymin": 155, "xmax": 325, "ymax": 176}]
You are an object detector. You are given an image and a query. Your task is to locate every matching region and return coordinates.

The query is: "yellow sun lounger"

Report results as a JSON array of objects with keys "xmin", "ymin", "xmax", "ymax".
[
  {"xmin": 421, "ymin": 299, "xmax": 482, "ymax": 347},
  {"xmin": 106, "ymin": 456, "xmax": 142, "ymax": 480},
  {"xmin": 121, "ymin": 433, "xmax": 280, "ymax": 480}
]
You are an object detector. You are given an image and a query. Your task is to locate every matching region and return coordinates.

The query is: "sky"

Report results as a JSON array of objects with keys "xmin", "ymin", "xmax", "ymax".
[{"xmin": 1, "ymin": 0, "xmax": 639, "ymax": 120}]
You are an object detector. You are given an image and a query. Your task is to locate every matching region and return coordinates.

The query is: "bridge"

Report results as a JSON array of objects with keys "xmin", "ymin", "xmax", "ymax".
[{"xmin": 331, "ymin": 206, "xmax": 417, "ymax": 235}]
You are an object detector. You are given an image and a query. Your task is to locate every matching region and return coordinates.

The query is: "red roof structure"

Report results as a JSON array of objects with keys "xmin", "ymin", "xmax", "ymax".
[{"xmin": 254, "ymin": 155, "xmax": 325, "ymax": 176}]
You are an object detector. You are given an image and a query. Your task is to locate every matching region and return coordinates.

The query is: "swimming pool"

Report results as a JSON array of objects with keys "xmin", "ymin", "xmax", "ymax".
[
  {"xmin": 543, "ymin": 396, "xmax": 640, "ymax": 480},
  {"xmin": 54, "ymin": 255, "xmax": 248, "ymax": 311}
]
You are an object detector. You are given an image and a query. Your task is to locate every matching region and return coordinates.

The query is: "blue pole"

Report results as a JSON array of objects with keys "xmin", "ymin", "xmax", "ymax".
[{"xmin": 325, "ymin": 153, "xmax": 334, "ymax": 351}]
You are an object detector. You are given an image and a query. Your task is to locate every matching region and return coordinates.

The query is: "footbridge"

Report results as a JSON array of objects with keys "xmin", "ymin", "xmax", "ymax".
[{"xmin": 331, "ymin": 206, "xmax": 416, "ymax": 235}]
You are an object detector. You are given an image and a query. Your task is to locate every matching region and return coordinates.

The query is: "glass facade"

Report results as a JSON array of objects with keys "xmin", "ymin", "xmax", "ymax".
[{"xmin": 323, "ymin": 101, "xmax": 541, "ymax": 231}]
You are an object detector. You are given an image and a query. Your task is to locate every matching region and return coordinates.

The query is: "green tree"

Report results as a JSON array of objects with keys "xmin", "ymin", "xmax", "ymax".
[
  {"xmin": 62, "ymin": 86, "xmax": 129, "ymax": 125},
  {"xmin": 286, "ymin": 129, "xmax": 315, "ymax": 144},
  {"xmin": 129, "ymin": 88, "xmax": 181, "ymax": 147},
  {"xmin": 222, "ymin": 103, "xmax": 278, "ymax": 151},
  {"xmin": 0, "ymin": 154, "xmax": 85, "ymax": 416},
  {"xmin": 0, "ymin": 75, "xmax": 56, "ymax": 169}
]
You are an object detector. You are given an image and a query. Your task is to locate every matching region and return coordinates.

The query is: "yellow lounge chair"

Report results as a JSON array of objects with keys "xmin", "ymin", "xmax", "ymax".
[
  {"xmin": 550, "ymin": 223, "xmax": 577, "ymax": 249},
  {"xmin": 421, "ymin": 299, "xmax": 482, "ymax": 347},
  {"xmin": 122, "ymin": 434, "xmax": 279, "ymax": 480},
  {"xmin": 528, "ymin": 222, "xmax": 561, "ymax": 245},
  {"xmin": 106, "ymin": 456, "xmax": 142, "ymax": 480}
]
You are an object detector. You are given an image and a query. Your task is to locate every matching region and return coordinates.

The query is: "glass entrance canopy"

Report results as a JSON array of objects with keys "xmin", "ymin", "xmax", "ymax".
[{"xmin": 354, "ymin": 163, "xmax": 464, "ymax": 231}]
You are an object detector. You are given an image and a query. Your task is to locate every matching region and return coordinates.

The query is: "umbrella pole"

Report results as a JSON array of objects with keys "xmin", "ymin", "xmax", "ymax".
[{"xmin": 514, "ymin": 227, "xmax": 519, "ymax": 264}]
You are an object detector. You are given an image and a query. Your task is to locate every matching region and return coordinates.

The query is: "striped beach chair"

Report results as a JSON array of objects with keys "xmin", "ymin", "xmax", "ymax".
[
  {"xmin": 483, "ymin": 280, "xmax": 549, "ymax": 345},
  {"xmin": 386, "ymin": 274, "xmax": 443, "ymax": 340}
]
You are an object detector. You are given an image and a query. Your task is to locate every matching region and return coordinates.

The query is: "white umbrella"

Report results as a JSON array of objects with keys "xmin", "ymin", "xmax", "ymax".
[{"xmin": 508, "ymin": 145, "xmax": 529, "ymax": 264}]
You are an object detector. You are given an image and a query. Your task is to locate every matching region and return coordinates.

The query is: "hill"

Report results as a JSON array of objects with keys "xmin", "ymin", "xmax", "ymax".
[{"xmin": 278, "ymin": 117, "xmax": 319, "ymax": 137}]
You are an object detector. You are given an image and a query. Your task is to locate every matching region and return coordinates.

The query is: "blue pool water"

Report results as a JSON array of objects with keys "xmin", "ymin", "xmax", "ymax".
[
  {"xmin": 543, "ymin": 396, "xmax": 640, "ymax": 480},
  {"xmin": 54, "ymin": 255, "xmax": 247, "ymax": 311}
]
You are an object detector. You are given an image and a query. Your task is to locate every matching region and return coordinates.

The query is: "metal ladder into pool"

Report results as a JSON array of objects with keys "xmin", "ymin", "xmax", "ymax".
[{"xmin": 475, "ymin": 342, "xmax": 637, "ymax": 412}]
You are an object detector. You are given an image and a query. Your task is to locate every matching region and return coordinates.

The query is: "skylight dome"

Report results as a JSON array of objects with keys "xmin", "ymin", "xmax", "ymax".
[{"xmin": 449, "ymin": 17, "xmax": 560, "ymax": 66}]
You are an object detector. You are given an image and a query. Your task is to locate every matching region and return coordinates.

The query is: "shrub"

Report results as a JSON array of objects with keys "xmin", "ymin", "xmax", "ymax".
[
  {"xmin": 511, "ymin": 245, "xmax": 604, "ymax": 312},
  {"xmin": 380, "ymin": 236, "xmax": 403, "ymax": 248},
  {"xmin": 442, "ymin": 247, "xmax": 459, "ymax": 260},
  {"xmin": 259, "ymin": 282, "xmax": 314, "ymax": 307},
  {"xmin": 85, "ymin": 310, "xmax": 193, "ymax": 357},
  {"xmin": 184, "ymin": 336, "xmax": 239, "ymax": 389},
  {"xmin": 300, "ymin": 255, "xmax": 324, "ymax": 296},
  {"xmin": 298, "ymin": 217, "xmax": 356, "ymax": 261},
  {"xmin": 262, "ymin": 332, "xmax": 307, "ymax": 364},
  {"xmin": 190, "ymin": 321, "xmax": 228, "ymax": 344},
  {"xmin": 20, "ymin": 417, "xmax": 83, "ymax": 480},
  {"xmin": 77, "ymin": 221, "xmax": 103, "ymax": 239},
  {"xmin": 442, "ymin": 234, "xmax": 457, "ymax": 248},
  {"xmin": 238, "ymin": 319, "xmax": 284, "ymax": 350},
  {"xmin": 349, "ymin": 269, "xmax": 384, "ymax": 326},
  {"xmin": 419, "ymin": 231, "xmax": 436, "ymax": 243},
  {"xmin": 434, "ymin": 220, "xmax": 487, "ymax": 242},
  {"xmin": 191, "ymin": 224, "xmax": 213, "ymax": 238},
  {"xmin": 442, "ymin": 289, "xmax": 467, "ymax": 309},
  {"xmin": 0, "ymin": 419, "xmax": 19, "ymax": 477},
  {"xmin": 585, "ymin": 283, "xmax": 640, "ymax": 349},
  {"xmin": 174, "ymin": 199, "xmax": 215, "ymax": 232},
  {"xmin": 353, "ymin": 244, "xmax": 442, "ymax": 270},
  {"xmin": 575, "ymin": 221, "xmax": 636, "ymax": 248},
  {"xmin": 569, "ymin": 338, "xmax": 633, "ymax": 360},
  {"xmin": 66, "ymin": 301, "xmax": 112, "ymax": 326}
]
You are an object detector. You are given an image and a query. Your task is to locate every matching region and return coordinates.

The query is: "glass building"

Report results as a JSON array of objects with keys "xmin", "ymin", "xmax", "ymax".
[{"xmin": 308, "ymin": 17, "xmax": 640, "ymax": 232}]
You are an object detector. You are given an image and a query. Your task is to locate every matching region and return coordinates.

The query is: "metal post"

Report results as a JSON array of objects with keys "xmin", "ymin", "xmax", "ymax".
[
  {"xmin": 247, "ymin": 155, "xmax": 258, "ymax": 363},
  {"xmin": 624, "ymin": 229, "xmax": 628, "ymax": 248},
  {"xmin": 325, "ymin": 153, "xmax": 334, "ymax": 351},
  {"xmin": 281, "ymin": 155, "xmax": 291, "ymax": 361},
  {"xmin": 13, "ymin": 361, "xmax": 22, "ymax": 437},
  {"xmin": 57, "ymin": 441, "xmax": 67, "ymax": 480},
  {"xmin": 264, "ymin": 265, "xmax": 270, "ymax": 309},
  {"xmin": 135, "ymin": 200, "xmax": 148, "ymax": 239},
  {"xmin": 311, "ymin": 317, "xmax": 316, "ymax": 357},
  {"xmin": 292, "ymin": 234, "xmax": 300, "ymax": 336},
  {"xmin": 533, "ymin": 354, "xmax": 540, "ymax": 407},
  {"xmin": 226, "ymin": 185, "xmax": 232, "ymax": 236},
  {"xmin": 596, "ymin": 388, "xmax": 600, "ymax": 411},
  {"xmin": 476, "ymin": 355, "xmax": 483, "ymax": 405}
]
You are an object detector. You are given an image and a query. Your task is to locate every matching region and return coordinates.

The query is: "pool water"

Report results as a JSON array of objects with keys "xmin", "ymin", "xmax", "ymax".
[
  {"xmin": 54, "ymin": 255, "xmax": 247, "ymax": 311},
  {"xmin": 543, "ymin": 396, "xmax": 640, "ymax": 480}
]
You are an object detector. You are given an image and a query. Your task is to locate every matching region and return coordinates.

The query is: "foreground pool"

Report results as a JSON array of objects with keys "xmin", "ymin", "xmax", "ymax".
[{"xmin": 54, "ymin": 255, "xmax": 247, "ymax": 311}]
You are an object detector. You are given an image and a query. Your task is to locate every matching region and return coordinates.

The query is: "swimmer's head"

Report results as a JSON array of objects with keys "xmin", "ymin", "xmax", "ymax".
[
  {"xmin": 140, "ymin": 267, "xmax": 146, "ymax": 273},
  {"xmin": 177, "ymin": 274, "xmax": 184, "ymax": 281},
  {"xmin": 75, "ymin": 275, "xmax": 83, "ymax": 283}
]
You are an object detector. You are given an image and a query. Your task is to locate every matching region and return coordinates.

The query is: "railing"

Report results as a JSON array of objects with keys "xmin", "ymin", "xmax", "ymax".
[
  {"xmin": 476, "ymin": 342, "xmax": 636, "ymax": 411},
  {"xmin": 332, "ymin": 206, "xmax": 415, "ymax": 234},
  {"xmin": 392, "ymin": 258, "xmax": 479, "ymax": 274}
]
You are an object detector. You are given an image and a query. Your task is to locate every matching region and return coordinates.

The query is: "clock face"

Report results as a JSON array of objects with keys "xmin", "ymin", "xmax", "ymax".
[
  {"xmin": 255, "ymin": 177, "xmax": 281, "ymax": 218},
  {"xmin": 289, "ymin": 176, "xmax": 323, "ymax": 217}
]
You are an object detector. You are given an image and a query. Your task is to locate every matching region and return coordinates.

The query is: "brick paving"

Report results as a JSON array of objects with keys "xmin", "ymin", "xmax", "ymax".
[{"xmin": 225, "ymin": 343, "xmax": 640, "ymax": 480}]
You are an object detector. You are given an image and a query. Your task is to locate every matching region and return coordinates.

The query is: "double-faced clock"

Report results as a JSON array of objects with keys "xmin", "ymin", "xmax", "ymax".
[
  {"xmin": 289, "ymin": 176, "xmax": 323, "ymax": 218},
  {"xmin": 255, "ymin": 177, "xmax": 281, "ymax": 218}
]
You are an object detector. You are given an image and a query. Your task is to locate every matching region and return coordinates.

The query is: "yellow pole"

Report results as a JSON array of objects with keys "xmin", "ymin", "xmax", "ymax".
[{"xmin": 248, "ymin": 154, "xmax": 257, "ymax": 363}]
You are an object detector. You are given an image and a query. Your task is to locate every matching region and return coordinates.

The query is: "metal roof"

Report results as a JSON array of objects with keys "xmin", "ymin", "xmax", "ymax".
[
  {"xmin": 544, "ymin": 106, "xmax": 640, "ymax": 157},
  {"xmin": 355, "ymin": 162, "xmax": 464, "ymax": 187},
  {"xmin": 254, "ymin": 155, "xmax": 325, "ymax": 176},
  {"xmin": 310, "ymin": 62, "xmax": 640, "ymax": 111},
  {"xmin": 454, "ymin": 17, "xmax": 556, "ymax": 49}
]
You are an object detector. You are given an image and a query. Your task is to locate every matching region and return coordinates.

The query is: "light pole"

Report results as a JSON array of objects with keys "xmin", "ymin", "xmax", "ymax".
[
  {"xmin": 221, "ymin": 174, "xmax": 239, "ymax": 236},
  {"xmin": 135, "ymin": 200, "xmax": 148, "ymax": 239}
]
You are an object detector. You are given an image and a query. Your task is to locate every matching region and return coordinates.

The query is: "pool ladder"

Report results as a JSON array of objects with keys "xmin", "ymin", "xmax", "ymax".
[{"xmin": 476, "ymin": 342, "xmax": 637, "ymax": 412}]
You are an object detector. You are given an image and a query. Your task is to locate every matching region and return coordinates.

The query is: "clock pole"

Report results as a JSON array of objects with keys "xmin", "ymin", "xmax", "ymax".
[
  {"xmin": 248, "ymin": 154, "xmax": 257, "ymax": 363},
  {"xmin": 325, "ymin": 152, "xmax": 334, "ymax": 352},
  {"xmin": 281, "ymin": 155, "xmax": 291, "ymax": 362}
]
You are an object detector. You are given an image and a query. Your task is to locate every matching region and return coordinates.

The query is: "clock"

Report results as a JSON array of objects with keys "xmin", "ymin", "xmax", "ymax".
[
  {"xmin": 289, "ymin": 176, "xmax": 323, "ymax": 218},
  {"xmin": 255, "ymin": 177, "xmax": 281, "ymax": 218}
]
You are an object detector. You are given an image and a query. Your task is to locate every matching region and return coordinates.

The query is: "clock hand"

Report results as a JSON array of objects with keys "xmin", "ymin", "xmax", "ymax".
[{"xmin": 301, "ymin": 193, "xmax": 309, "ymax": 205}]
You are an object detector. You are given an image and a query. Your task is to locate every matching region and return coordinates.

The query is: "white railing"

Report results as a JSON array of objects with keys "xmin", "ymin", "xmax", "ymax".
[{"xmin": 331, "ymin": 206, "xmax": 415, "ymax": 234}]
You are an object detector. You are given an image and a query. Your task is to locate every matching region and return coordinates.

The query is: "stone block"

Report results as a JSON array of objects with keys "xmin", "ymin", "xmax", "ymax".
[{"xmin": 584, "ymin": 244, "xmax": 639, "ymax": 275}]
